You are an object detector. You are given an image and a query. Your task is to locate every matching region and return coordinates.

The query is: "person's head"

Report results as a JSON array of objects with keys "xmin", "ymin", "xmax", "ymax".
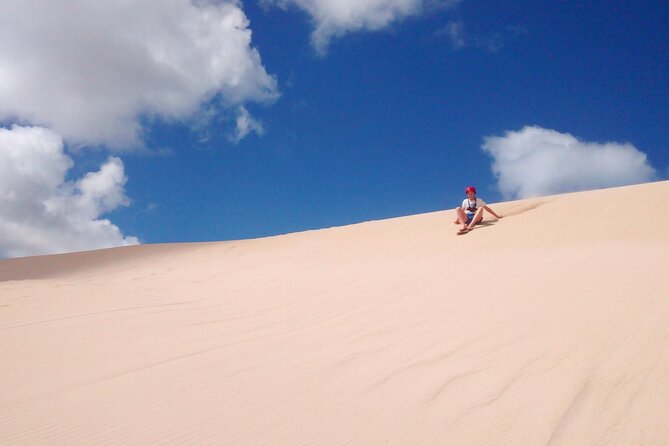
[{"xmin": 464, "ymin": 186, "xmax": 476, "ymax": 198}]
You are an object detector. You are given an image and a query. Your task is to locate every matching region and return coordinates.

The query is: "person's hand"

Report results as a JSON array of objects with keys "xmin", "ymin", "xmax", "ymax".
[{"xmin": 497, "ymin": 215, "xmax": 504, "ymax": 219}]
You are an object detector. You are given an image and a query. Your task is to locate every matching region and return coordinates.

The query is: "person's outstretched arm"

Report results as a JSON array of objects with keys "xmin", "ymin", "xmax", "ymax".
[{"xmin": 483, "ymin": 205, "xmax": 503, "ymax": 219}]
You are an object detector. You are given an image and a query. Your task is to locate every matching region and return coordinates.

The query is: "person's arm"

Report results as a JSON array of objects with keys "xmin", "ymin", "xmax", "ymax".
[{"xmin": 483, "ymin": 205, "xmax": 503, "ymax": 219}]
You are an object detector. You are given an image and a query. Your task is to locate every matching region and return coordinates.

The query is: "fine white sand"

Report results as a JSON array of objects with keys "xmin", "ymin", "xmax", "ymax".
[{"xmin": 2, "ymin": 181, "xmax": 669, "ymax": 445}]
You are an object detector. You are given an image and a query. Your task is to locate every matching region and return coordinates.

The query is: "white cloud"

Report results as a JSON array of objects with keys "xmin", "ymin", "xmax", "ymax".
[
  {"xmin": 435, "ymin": 20, "xmax": 465, "ymax": 49},
  {"xmin": 434, "ymin": 21, "xmax": 527, "ymax": 52},
  {"xmin": 0, "ymin": 0, "xmax": 278, "ymax": 149},
  {"xmin": 0, "ymin": 125, "xmax": 139, "ymax": 258},
  {"xmin": 230, "ymin": 106, "xmax": 265, "ymax": 143},
  {"xmin": 267, "ymin": 0, "xmax": 461, "ymax": 53},
  {"xmin": 482, "ymin": 126, "xmax": 657, "ymax": 199}
]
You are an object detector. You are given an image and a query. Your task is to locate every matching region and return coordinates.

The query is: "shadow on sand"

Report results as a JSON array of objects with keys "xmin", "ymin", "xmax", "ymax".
[{"xmin": 504, "ymin": 201, "xmax": 544, "ymax": 217}]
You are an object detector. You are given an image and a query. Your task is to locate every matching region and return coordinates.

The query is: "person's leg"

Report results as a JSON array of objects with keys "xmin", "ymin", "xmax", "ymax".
[
  {"xmin": 466, "ymin": 207, "xmax": 485, "ymax": 230},
  {"xmin": 455, "ymin": 208, "xmax": 469, "ymax": 230}
]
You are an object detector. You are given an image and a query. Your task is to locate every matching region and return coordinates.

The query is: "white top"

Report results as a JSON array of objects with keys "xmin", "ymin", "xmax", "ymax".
[{"xmin": 461, "ymin": 197, "xmax": 486, "ymax": 215}]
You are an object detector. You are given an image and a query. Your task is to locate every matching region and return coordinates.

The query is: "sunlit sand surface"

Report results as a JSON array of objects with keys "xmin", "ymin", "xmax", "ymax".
[{"xmin": 2, "ymin": 181, "xmax": 668, "ymax": 445}]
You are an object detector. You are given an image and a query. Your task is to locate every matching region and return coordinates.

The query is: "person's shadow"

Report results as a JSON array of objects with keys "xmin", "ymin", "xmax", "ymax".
[
  {"xmin": 468, "ymin": 220, "xmax": 497, "ymax": 232},
  {"xmin": 477, "ymin": 221, "xmax": 497, "ymax": 228}
]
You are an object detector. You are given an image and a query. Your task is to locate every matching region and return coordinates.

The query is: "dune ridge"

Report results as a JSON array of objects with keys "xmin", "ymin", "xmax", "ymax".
[{"xmin": 2, "ymin": 181, "xmax": 669, "ymax": 445}]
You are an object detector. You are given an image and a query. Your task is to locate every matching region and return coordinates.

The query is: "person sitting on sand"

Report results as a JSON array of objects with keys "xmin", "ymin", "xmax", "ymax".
[{"xmin": 454, "ymin": 186, "xmax": 502, "ymax": 234}]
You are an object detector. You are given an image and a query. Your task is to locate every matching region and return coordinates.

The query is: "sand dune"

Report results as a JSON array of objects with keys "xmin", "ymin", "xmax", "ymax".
[{"xmin": 2, "ymin": 181, "xmax": 669, "ymax": 445}]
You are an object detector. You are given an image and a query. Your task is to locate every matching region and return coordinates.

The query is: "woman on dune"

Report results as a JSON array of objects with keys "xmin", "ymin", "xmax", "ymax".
[{"xmin": 454, "ymin": 186, "xmax": 502, "ymax": 234}]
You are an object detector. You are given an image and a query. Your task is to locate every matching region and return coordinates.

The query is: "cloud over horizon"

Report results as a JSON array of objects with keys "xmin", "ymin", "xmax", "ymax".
[
  {"xmin": 267, "ymin": 0, "xmax": 461, "ymax": 53},
  {"xmin": 0, "ymin": 0, "xmax": 278, "ymax": 149},
  {"xmin": 483, "ymin": 126, "xmax": 657, "ymax": 199},
  {"xmin": 0, "ymin": 125, "xmax": 139, "ymax": 258}
]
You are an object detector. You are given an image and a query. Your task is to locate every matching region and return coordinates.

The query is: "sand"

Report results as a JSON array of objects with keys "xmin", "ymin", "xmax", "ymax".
[{"xmin": 2, "ymin": 181, "xmax": 669, "ymax": 445}]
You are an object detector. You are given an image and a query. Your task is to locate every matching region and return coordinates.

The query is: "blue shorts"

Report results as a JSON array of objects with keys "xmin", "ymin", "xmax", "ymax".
[{"xmin": 466, "ymin": 213, "xmax": 481, "ymax": 225}]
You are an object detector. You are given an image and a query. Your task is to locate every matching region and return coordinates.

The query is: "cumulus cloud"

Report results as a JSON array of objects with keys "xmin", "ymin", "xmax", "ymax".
[
  {"xmin": 267, "ymin": 0, "xmax": 461, "ymax": 53},
  {"xmin": 0, "ymin": 125, "xmax": 139, "ymax": 258},
  {"xmin": 482, "ymin": 126, "xmax": 657, "ymax": 199},
  {"xmin": 0, "ymin": 0, "xmax": 278, "ymax": 149}
]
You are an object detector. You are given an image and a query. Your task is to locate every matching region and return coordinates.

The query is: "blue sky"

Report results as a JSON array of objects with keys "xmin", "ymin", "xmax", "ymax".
[{"xmin": 0, "ymin": 0, "xmax": 667, "ymax": 257}]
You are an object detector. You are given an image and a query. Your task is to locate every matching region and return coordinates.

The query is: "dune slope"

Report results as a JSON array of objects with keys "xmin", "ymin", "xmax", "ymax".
[{"xmin": 2, "ymin": 181, "xmax": 669, "ymax": 445}]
